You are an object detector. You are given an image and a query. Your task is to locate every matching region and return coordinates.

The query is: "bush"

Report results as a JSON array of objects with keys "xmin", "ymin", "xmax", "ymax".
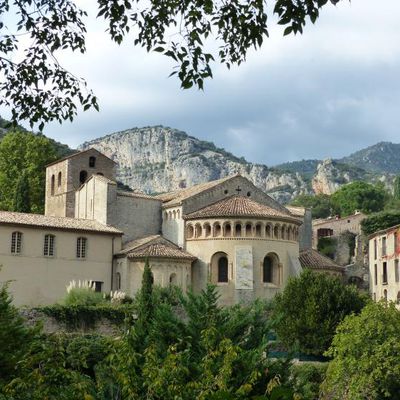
[
  {"xmin": 290, "ymin": 363, "xmax": 328, "ymax": 400},
  {"xmin": 64, "ymin": 287, "xmax": 105, "ymax": 306},
  {"xmin": 361, "ymin": 210, "xmax": 400, "ymax": 236},
  {"xmin": 322, "ymin": 301, "xmax": 400, "ymax": 399},
  {"xmin": 272, "ymin": 269, "xmax": 367, "ymax": 356}
]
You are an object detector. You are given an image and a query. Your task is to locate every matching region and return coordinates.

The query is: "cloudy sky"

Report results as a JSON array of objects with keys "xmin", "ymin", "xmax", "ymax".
[{"xmin": 2, "ymin": 0, "xmax": 400, "ymax": 166}]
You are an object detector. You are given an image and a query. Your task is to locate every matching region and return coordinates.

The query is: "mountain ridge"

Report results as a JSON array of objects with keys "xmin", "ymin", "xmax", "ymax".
[{"xmin": 79, "ymin": 125, "xmax": 397, "ymax": 203}]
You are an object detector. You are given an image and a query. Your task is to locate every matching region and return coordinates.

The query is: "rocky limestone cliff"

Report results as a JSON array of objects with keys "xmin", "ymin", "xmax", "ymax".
[
  {"xmin": 80, "ymin": 126, "xmax": 395, "ymax": 203},
  {"xmin": 79, "ymin": 126, "xmax": 310, "ymax": 203}
]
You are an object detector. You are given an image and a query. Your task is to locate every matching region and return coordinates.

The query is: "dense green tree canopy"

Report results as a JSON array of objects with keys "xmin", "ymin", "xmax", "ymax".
[
  {"xmin": 361, "ymin": 210, "xmax": 400, "ymax": 236},
  {"xmin": 1, "ymin": 0, "xmax": 343, "ymax": 128},
  {"xmin": 290, "ymin": 193, "xmax": 332, "ymax": 219},
  {"xmin": 272, "ymin": 269, "xmax": 367, "ymax": 356},
  {"xmin": 322, "ymin": 301, "xmax": 400, "ymax": 400},
  {"xmin": 331, "ymin": 181, "xmax": 387, "ymax": 217}
]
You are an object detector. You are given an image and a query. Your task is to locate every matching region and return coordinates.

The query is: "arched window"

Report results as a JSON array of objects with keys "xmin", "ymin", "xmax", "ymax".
[
  {"xmin": 245, "ymin": 223, "xmax": 252, "ymax": 237},
  {"xmin": 274, "ymin": 226, "xmax": 279, "ymax": 239},
  {"xmin": 255, "ymin": 224, "xmax": 262, "ymax": 237},
  {"xmin": 218, "ymin": 257, "xmax": 228, "ymax": 283},
  {"xmin": 214, "ymin": 223, "xmax": 221, "ymax": 237},
  {"xmin": 281, "ymin": 226, "xmax": 286, "ymax": 240},
  {"xmin": 235, "ymin": 223, "xmax": 242, "ymax": 237},
  {"xmin": 173, "ymin": 210, "xmax": 176, "ymax": 219},
  {"xmin": 50, "ymin": 174, "xmax": 55, "ymax": 195},
  {"xmin": 76, "ymin": 237, "xmax": 87, "ymax": 258},
  {"xmin": 224, "ymin": 223, "xmax": 232, "ymax": 237},
  {"xmin": 11, "ymin": 231, "xmax": 22, "ymax": 254},
  {"xmin": 266, "ymin": 225, "xmax": 272, "ymax": 238},
  {"xmin": 204, "ymin": 223, "xmax": 211, "ymax": 237},
  {"xmin": 79, "ymin": 170, "xmax": 88, "ymax": 184},
  {"xmin": 195, "ymin": 224, "xmax": 202, "ymax": 238},
  {"xmin": 169, "ymin": 273, "xmax": 177, "ymax": 285},
  {"xmin": 116, "ymin": 272, "xmax": 121, "ymax": 290},
  {"xmin": 177, "ymin": 210, "xmax": 180, "ymax": 219},
  {"xmin": 262, "ymin": 253, "xmax": 280, "ymax": 285},
  {"xmin": 89, "ymin": 156, "xmax": 96, "ymax": 168},
  {"xmin": 43, "ymin": 234, "xmax": 55, "ymax": 256},
  {"xmin": 57, "ymin": 172, "xmax": 62, "ymax": 188},
  {"xmin": 187, "ymin": 224, "xmax": 194, "ymax": 239},
  {"xmin": 263, "ymin": 256, "xmax": 273, "ymax": 283}
]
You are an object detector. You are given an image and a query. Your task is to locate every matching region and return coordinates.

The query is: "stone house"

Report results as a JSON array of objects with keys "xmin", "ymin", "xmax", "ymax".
[{"xmin": 369, "ymin": 225, "xmax": 400, "ymax": 305}]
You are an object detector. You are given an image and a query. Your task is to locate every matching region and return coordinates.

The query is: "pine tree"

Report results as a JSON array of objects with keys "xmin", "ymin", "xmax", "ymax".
[{"xmin": 13, "ymin": 172, "xmax": 31, "ymax": 213}]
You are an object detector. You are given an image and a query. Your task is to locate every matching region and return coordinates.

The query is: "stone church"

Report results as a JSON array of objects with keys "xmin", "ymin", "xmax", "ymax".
[{"xmin": 0, "ymin": 148, "xmax": 331, "ymax": 307}]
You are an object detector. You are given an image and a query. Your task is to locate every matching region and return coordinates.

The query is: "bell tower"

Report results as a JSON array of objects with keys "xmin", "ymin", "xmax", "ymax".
[{"xmin": 45, "ymin": 148, "xmax": 117, "ymax": 217}]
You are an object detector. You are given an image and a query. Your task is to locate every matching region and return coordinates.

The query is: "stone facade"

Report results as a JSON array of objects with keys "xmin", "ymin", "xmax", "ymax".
[
  {"xmin": 1, "ymin": 148, "xmax": 317, "ymax": 307},
  {"xmin": 45, "ymin": 149, "xmax": 116, "ymax": 218},
  {"xmin": 369, "ymin": 225, "xmax": 400, "ymax": 305}
]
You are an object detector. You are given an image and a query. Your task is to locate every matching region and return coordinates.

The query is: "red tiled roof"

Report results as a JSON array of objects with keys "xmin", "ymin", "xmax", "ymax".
[
  {"xmin": 118, "ymin": 235, "xmax": 196, "ymax": 260},
  {"xmin": 184, "ymin": 195, "xmax": 301, "ymax": 222},
  {"xmin": 0, "ymin": 211, "xmax": 122, "ymax": 235},
  {"xmin": 299, "ymin": 248, "xmax": 344, "ymax": 272}
]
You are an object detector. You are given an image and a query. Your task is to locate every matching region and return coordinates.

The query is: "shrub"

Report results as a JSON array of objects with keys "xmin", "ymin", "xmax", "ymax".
[
  {"xmin": 290, "ymin": 363, "xmax": 328, "ymax": 400},
  {"xmin": 272, "ymin": 269, "xmax": 367, "ymax": 356},
  {"xmin": 322, "ymin": 301, "xmax": 400, "ymax": 399},
  {"xmin": 64, "ymin": 280, "xmax": 105, "ymax": 306}
]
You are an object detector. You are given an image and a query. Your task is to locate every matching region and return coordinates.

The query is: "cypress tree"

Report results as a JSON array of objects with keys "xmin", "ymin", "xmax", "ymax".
[
  {"xmin": 394, "ymin": 176, "xmax": 400, "ymax": 200},
  {"xmin": 13, "ymin": 172, "xmax": 31, "ymax": 213},
  {"xmin": 137, "ymin": 258, "xmax": 153, "ymax": 326}
]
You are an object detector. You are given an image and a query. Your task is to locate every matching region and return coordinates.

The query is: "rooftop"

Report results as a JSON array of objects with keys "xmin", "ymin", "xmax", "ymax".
[
  {"xmin": 184, "ymin": 195, "xmax": 301, "ymax": 222},
  {"xmin": 155, "ymin": 175, "xmax": 238, "ymax": 206},
  {"xmin": 118, "ymin": 235, "xmax": 196, "ymax": 260},
  {"xmin": 299, "ymin": 248, "xmax": 344, "ymax": 272},
  {"xmin": 46, "ymin": 148, "xmax": 116, "ymax": 167},
  {"xmin": 0, "ymin": 211, "xmax": 122, "ymax": 235}
]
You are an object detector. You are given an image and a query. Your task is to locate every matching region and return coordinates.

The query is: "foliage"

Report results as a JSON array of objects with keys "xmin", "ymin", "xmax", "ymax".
[
  {"xmin": 38, "ymin": 303, "xmax": 134, "ymax": 330},
  {"xmin": 1, "ymin": 0, "xmax": 342, "ymax": 127},
  {"xmin": 316, "ymin": 237, "xmax": 337, "ymax": 259},
  {"xmin": 13, "ymin": 172, "xmax": 31, "ymax": 213},
  {"xmin": 331, "ymin": 181, "xmax": 387, "ymax": 217},
  {"xmin": 109, "ymin": 283, "xmax": 296, "ymax": 399},
  {"xmin": 272, "ymin": 269, "xmax": 367, "ymax": 356},
  {"xmin": 2, "ymin": 333, "xmax": 111, "ymax": 399},
  {"xmin": 322, "ymin": 301, "xmax": 400, "ymax": 400},
  {"xmin": 290, "ymin": 193, "xmax": 332, "ymax": 219},
  {"xmin": 361, "ymin": 210, "xmax": 400, "ymax": 236},
  {"xmin": 290, "ymin": 363, "xmax": 328, "ymax": 400},
  {"xmin": 0, "ymin": 282, "xmax": 37, "ymax": 386},
  {"xmin": 393, "ymin": 175, "xmax": 400, "ymax": 200},
  {"xmin": 0, "ymin": 131, "xmax": 59, "ymax": 213},
  {"xmin": 64, "ymin": 288, "xmax": 105, "ymax": 307}
]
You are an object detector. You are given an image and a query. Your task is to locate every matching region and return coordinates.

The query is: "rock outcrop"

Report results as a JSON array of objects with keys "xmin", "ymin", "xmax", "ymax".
[{"xmin": 79, "ymin": 126, "xmax": 310, "ymax": 203}]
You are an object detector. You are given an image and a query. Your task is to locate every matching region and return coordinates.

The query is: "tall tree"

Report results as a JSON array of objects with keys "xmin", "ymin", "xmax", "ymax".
[
  {"xmin": 1, "ymin": 0, "xmax": 343, "ymax": 128},
  {"xmin": 331, "ymin": 181, "xmax": 387, "ymax": 217},
  {"xmin": 0, "ymin": 131, "xmax": 58, "ymax": 213},
  {"xmin": 272, "ymin": 269, "xmax": 367, "ymax": 356},
  {"xmin": 13, "ymin": 172, "xmax": 31, "ymax": 213},
  {"xmin": 393, "ymin": 175, "xmax": 400, "ymax": 200}
]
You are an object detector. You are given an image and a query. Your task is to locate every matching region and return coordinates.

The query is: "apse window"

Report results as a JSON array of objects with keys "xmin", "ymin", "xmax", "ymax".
[{"xmin": 218, "ymin": 257, "xmax": 229, "ymax": 283}]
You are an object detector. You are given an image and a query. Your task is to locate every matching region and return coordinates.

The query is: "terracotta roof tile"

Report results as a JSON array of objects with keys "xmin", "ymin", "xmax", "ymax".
[
  {"xmin": 155, "ymin": 175, "xmax": 238, "ymax": 206},
  {"xmin": 184, "ymin": 195, "xmax": 301, "ymax": 222},
  {"xmin": 118, "ymin": 235, "xmax": 196, "ymax": 260},
  {"xmin": 299, "ymin": 248, "xmax": 344, "ymax": 272},
  {"xmin": 286, "ymin": 206, "xmax": 306, "ymax": 217},
  {"xmin": 0, "ymin": 211, "xmax": 122, "ymax": 234}
]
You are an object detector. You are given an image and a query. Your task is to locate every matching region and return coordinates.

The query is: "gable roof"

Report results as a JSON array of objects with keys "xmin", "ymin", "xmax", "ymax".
[
  {"xmin": 155, "ymin": 175, "xmax": 239, "ymax": 206},
  {"xmin": 117, "ymin": 235, "xmax": 196, "ymax": 260},
  {"xmin": 46, "ymin": 148, "xmax": 116, "ymax": 167},
  {"xmin": 299, "ymin": 248, "xmax": 344, "ymax": 272},
  {"xmin": 184, "ymin": 195, "xmax": 301, "ymax": 223},
  {"xmin": 0, "ymin": 211, "xmax": 122, "ymax": 235}
]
